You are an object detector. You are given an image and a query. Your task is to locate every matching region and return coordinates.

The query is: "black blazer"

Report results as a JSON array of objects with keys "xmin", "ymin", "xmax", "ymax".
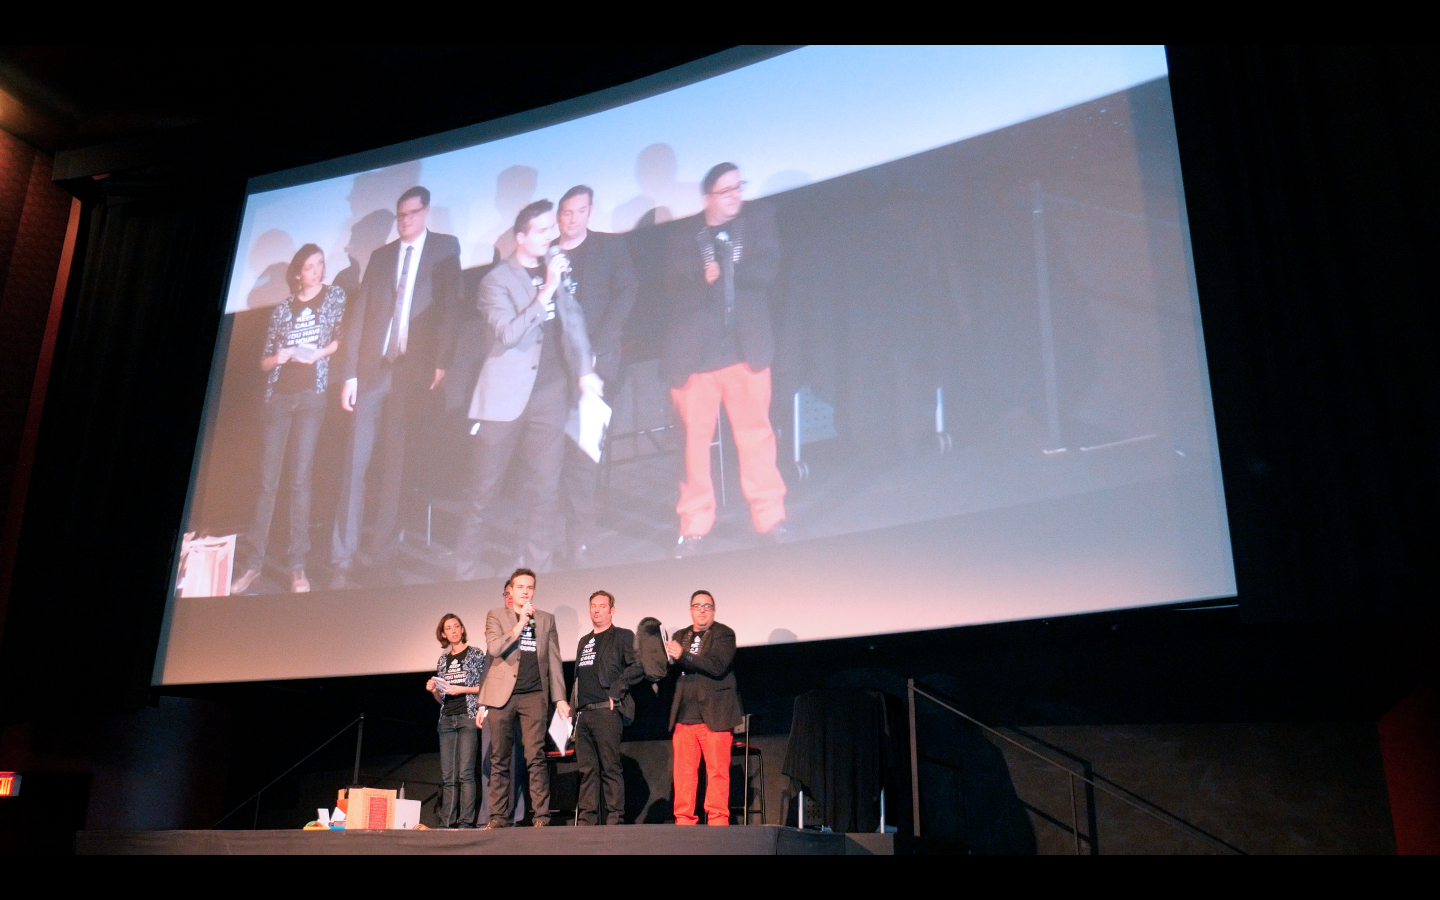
[
  {"xmin": 661, "ymin": 203, "xmax": 782, "ymax": 389},
  {"xmin": 667, "ymin": 622, "xmax": 744, "ymax": 732},
  {"xmin": 568, "ymin": 626, "xmax": 646, "ymax": 725},
  {"xmin": 342, "ymin": 230, "xmax": 462, "ymax": 387},
  {"xmin": 567, "ymin": 229, "xmax": 638, "ymax": 385}
]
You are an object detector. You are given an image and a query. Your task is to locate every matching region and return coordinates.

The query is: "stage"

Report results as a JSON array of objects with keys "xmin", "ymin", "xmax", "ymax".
[{"xmin": 75, "ymin": 825, "xmax": 916, "ymax": 855}]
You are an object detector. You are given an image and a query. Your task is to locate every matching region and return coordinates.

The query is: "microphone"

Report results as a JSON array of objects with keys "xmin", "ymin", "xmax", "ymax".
[{"xmin": 546, "ymin": 245, "xmax": 576, "ymax": 293}]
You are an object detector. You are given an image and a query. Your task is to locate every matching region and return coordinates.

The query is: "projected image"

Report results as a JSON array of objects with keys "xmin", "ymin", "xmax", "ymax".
[{"xmin": 180, "ymin": 63, "xmax": 1208, "ymax": 599}]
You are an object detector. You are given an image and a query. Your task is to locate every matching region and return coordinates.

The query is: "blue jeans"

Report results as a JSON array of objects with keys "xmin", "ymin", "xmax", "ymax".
[
  {"xmin": 245, "ymin": 391, "xmax": 325, "ymax": 571},
  {"xmin": 437, "ymin": 714, "xmax": 479, "ymax": 827}
]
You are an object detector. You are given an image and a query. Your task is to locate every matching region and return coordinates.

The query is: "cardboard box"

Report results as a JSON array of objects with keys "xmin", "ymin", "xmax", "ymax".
[{"xmin": 338, "ymin": 788, "xmax": 397, "ymax": 830}]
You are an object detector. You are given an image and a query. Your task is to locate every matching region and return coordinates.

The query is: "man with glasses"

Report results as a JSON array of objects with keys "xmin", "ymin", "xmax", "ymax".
[
  {"xmin": 332, "ymin": 186, "xmax": 460, "ymax": 587},
  {"xmin": 663, "ymin": 590, "xmax": 743, "ymax": 825},
  {"xmin": 662, "ymin": 163, "xmax": 788, "ymax": 558}
]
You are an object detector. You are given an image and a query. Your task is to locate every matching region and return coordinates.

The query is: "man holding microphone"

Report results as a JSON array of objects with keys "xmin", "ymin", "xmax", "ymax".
[{"xmin": 480, "ymin": 568, "xmax": 569, "ymax": 827}]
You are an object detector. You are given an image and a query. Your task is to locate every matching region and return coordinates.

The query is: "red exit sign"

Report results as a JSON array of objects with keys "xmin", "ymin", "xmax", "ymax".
[{"xmin": 0, "ymin": 772, "xmax": 20, "ymax": 797}]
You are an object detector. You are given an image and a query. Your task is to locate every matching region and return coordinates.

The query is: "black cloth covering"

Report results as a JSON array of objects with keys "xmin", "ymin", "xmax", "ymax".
[{"xmin": 782, "ymin": 688, "xmax": 899, "ymax": 834}]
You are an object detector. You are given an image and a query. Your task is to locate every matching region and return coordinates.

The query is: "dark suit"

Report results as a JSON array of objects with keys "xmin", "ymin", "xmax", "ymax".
[
  {"xmin": 481, "ymin": 604, "xmax": 566, "ymax": 825},
  {"xmin": 668, "ymin": 620, "xmax": 744, "ymax": 825},
  {"xmin": 454, "ymin": 254, "xmax": 594, "ymax": 577},
  {"xmin": 331, "ymin": 230, "xmax": 460, "ymax": 571},
  {"xmin": 569, "ymin": 625, "xmax": 645, "ymax": 824},
  {"xmin": 561, "ymin": 229, "xmax": 638, "ymax": 557}
]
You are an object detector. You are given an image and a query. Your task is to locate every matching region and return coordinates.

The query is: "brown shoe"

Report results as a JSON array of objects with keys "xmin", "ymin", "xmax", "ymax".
[
  {"xmin": 291, "ymin": 568, "xmax": 310, "ymax": 593},
  {"xmin": 230, "ymin": 567, "xmax": 261, "ymax": 595}
]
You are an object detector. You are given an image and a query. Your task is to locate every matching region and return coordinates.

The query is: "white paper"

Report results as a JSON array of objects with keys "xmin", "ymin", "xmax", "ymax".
[
  {"xmin": 433, "ymin": 678, "xmax": 451, "ymax": 696},
  {"xmin": 394, "ymin": 799, "xmax": 422, "ymax": 829},
  {"xmin": 549, "ymin": 708, "xmax": 573, "ymax": 750},
  {"xmin": 290, "ymin": 343, "xmax": 320, "ymax": 364},
  {"xmin": 316, "ymin": 808, "xmax": 330, "ymax": 827},
  {"xmin": 565, "ymin": 391, "xmax": 612, "ymax": 463},
  {"xmin": 330, "ymin": 807, "xmax": 346, "ymax": 823}
]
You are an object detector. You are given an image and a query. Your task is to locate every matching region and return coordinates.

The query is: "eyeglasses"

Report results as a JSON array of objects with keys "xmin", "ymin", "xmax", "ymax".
[
  {"xmin": 706, "ymin": 181, "xmax": 747, "ymax": 198},
  {"xmin": 690, "ymin": 604, "xmax": 715, "ymax": 611}
]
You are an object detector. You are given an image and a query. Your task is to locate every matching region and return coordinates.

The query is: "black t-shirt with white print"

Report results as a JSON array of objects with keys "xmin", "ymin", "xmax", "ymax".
[
  {"xmin": 513, "ymin": 618, "xmax": 542, "ymax": 695},
  {"xmin": 675, "ymin": 629, "xmax": 709, "ymax": 724},
  {"xmin": 272, "ymin": 293, "xmax": 325, "ymax": 395},
  {"xmin": 440, "ymin": 646, "xmax": 475, "ymax": 716},
  {"xmin": 576, "ymin": 628, "xmax": 619, "ymax": 708}
]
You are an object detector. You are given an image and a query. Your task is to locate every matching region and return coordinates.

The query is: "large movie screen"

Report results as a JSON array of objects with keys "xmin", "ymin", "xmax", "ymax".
[{"xmin": 157, "ymin": 46, "xmax": 1235, "ymax": 684}]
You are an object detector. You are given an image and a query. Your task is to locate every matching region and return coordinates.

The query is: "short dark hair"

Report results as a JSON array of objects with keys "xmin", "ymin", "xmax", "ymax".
[
  {"xmin": 286, "ymin": 243, "xmax": 324, "ymax": 293},
  {"xmin": 701, "ymin": 163, "xmax": 739, "ymax": 195},
  {"xmin": 559, "ymin": 185, "xmax": 594, "ymax": 208},
  {"xmin": 690, "ymin": 590, "xmax": 714, "ymax": 606},
  {"xmin": 589, "ymin": 590, "xmax": 615, "ymax": 608},
  {"xmin": 506, "ymin": 567, "xmax": 537, "ymax": 590},
  {"xmin": 513, "ymin": 199, "xmax": 553, "ymax": 236},
  {"xmin": 398, "ymin": 185, "xmax": 431, "ymax": 208},
  {"xmin": 436, "ymin": 613, "xmax": 466, "ymax": 647}
]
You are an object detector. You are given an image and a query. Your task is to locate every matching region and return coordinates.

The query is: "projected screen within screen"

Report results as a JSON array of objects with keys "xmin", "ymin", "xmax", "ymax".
[{"xmin": 157, "ymin": 46, "xmax": 1235, "ymax": 685}]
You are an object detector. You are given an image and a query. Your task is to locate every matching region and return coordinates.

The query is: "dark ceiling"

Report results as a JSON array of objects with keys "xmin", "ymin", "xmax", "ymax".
[{"xmin": 0, "ymin": 45, "xmax": 734, "ymax": 176}]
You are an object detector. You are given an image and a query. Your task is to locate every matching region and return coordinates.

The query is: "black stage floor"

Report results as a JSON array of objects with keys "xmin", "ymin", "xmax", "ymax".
[{"xmin": 76, "ymin": 825, "xmax": 909, "ymax": 855}]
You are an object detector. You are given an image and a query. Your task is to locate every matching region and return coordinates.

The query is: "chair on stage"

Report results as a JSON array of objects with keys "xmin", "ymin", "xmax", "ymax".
[{"xmin": 731, "ymin": 713, "xmax": 766, "ymax": 824}]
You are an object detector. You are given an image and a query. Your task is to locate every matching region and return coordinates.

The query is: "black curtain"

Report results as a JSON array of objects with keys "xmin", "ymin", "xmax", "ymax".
[
  {"xmin": 1167, "ymin": 46, "xmax": 1440, "ymax": 623},
  {"xmin": 1, "ymin": 174, "xmax": 244, "ymax": 717}
]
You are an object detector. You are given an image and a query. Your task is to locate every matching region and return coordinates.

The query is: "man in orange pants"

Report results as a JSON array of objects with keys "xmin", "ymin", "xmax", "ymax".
[
  {"xmin": 662, "ymin": 163, "xmax": 788, "ymax": 557},
  {"xmin": 664, "ymin": 590, "xmax": 743, "ymax": 825}
]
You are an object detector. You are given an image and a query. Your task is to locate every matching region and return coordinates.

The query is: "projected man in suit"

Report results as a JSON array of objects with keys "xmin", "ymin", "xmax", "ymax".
[
  {"xmin": 663, "ymin": 163, "xmax": 787, "ymax": 557},
  {"xmin": 454, "ymin": 200, "xmax": 602, "ymax": 579},
  {"xmin": 664, "ymin": 590, "xmax": 743, "ymax": 825},
  {"xmin": 555, "ymin": 185, "xmax": 638, "ymax": 565},
  {"xmin": 480, "ymin": 568, "xmax": 570, "ymax": 827},
  {"xmin": 331, "ymin": 186, "xmax": 460, "ymax": 587}
]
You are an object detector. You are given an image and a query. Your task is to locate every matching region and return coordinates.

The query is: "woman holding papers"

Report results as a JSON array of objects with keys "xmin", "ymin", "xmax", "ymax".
[
  {"xmin": 231, "ymin": 244, "xmax": 344, "ymax": 595},
  {"xmin": 427, "ymin": 613, "xmax": 487, "ymax": 828}
]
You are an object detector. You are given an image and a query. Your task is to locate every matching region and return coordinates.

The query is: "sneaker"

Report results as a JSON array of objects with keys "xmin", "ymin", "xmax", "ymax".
[
  {"xmin": 230, "ymin": 567, "xmax": 262, "ymax": 595},
  {"xmin": 671, "ymin": 534, "xmax": 704, "ymax": 559},
  {"xmin": 291, "ymin": 568, "xmax": 311, "ymax": 593}
]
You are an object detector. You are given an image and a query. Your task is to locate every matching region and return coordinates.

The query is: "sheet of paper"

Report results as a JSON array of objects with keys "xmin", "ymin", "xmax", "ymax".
[
  {"xmin": 549, "ymin": 707, "xmax": 573, "ymax": 750},
  {"xmin": 433, "ymin": 678, "xmax": 451, "ymax": 696},
  {"xmin": 565, "ymin": 391, "xmax": 612, "ymax": 463},
  {"xmin": 289, "ymin": 343, "xmax": 320, "ymax": 364}
]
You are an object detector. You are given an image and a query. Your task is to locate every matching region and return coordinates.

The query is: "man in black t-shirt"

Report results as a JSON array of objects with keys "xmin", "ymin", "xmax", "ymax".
[
  {"xmin": 569, "ymin": 590, "xmax": 645, "ymax": 825},
  {"xmin": 664, "ymin": 590, "xmax": 744, "ymax": 825},
  {"xmin": 455, "ymin": 201, "xmax": 601, "ymax": 578},
  {"xmin": 479, "ymin": 568, "xmax": 568, "ymax": 827}
]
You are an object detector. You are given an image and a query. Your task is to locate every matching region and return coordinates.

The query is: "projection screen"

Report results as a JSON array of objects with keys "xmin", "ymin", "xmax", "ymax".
[{"xmin": 155, "ymin": 45, "xmax": 1235, "ymax": 685}]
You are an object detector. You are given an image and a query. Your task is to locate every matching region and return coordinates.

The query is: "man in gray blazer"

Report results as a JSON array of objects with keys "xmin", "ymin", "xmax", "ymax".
[
  {"xmin": 480, "ymin": 568, "xmax": 570, "ymax": 827},
  {"xmin": 454, "ymin": 200, "xmax": 602, "ymax": 579}
]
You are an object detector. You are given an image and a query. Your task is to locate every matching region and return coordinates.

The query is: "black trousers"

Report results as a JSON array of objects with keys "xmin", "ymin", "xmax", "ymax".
[
  {"xmin": 455, "ymin": 374, "xmax": 567, "ymax": 578},
  {"xmin": 486, "ymin": 690, "xmax": 551, "ymax": 824},
  {"xmin": 561, "ymin": 439, "xmax": 600, "ymax": 554},
  {"xmin": 575, "ymin": 707, "xmax": 624, "ymax": 825}
]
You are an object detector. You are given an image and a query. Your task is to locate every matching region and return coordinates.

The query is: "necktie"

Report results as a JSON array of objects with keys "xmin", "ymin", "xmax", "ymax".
[{"xmin": 385, "ymin": 245, "xmax": 413, "ymax": 362}]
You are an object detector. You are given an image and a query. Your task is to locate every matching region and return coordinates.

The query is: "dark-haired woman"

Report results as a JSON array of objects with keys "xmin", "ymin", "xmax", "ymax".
[
  {"xmin": 427, "ymin": 613, "xmax": 486, "ymax": 828},
  {"xmin": 231, "ymin": 244, "xmax": 344, "ymax": 594}
]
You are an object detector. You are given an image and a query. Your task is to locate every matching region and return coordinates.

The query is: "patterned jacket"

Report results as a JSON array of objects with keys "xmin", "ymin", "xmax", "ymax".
[
  {"xmin": 435, "ymin": 645, "xmax": 487, "ymax": 720},
  {"xmin": 263, "ymin": 284, "xmax": 346, "ymax": 401}
]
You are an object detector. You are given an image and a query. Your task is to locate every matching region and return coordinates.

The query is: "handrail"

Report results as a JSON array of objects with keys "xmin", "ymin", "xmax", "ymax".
[
  {"xmin": 211, "ymin": 714, "xmax": 364, "ymax": 829},
  {"xmin": 907, "ymin": 679, "xmax": 1244, "ymax": 855}
]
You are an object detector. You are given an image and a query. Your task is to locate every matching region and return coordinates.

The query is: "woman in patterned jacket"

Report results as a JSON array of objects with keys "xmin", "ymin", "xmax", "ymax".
[
  {"xmin": 231, "ymin": 244, "xmax": 344, "ymax": 594},
  {"xmin": 427, "ymin": 613, "xmax": 487, "ymax": 827}
]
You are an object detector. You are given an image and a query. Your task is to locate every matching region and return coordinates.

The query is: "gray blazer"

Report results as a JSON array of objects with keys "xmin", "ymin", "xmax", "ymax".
[
  {"xmin": 479, "ymin": 605, "xmax": 566, "ymax": 709},
  {"xmin": 467, "ymin": 254, "xmax": 594, "ymax": 422}
]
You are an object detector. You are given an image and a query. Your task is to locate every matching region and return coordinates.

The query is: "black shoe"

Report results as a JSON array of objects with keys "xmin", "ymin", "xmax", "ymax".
[
  {"xmin": 760, "ymin": 522, "xmax": 791, "ymax": 545},
  {"xmin": 671, "ymin": 534, "xmax": 704, "ymax": 559}
]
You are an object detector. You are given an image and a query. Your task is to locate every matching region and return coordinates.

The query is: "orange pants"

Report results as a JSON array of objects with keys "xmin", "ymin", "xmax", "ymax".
[
  {"xmin": 672, "ymin": 722, "xmax": 732, "ymax": 826},
  {"xmin": 670, "ymin": 364, "xmax": 786, "ymax": 537}
]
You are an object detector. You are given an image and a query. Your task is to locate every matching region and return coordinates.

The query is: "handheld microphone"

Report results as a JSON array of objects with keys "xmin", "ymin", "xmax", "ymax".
[{"xmin": 546, "ymin": 245, "xmax": 576, "ymax": 293}]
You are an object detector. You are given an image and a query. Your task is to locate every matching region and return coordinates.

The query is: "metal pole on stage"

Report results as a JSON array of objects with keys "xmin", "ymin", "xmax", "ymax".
[
  {"xmin": 351, "ymin": 712, "xmax": 365, "ymax": 786},
  {"xmin": 907, "ymin": 678, "xmax": 920, "ymax": 838}
]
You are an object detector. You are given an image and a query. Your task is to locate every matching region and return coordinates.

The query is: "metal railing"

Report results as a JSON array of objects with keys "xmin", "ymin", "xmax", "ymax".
[{"xmin": 906, "ymin": 679, "xmax": 1244, "ymax": 854}]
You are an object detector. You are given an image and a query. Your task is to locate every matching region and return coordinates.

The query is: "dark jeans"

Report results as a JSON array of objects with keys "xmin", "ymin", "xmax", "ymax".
[
  {"xmin": 486, "ymin": 690, "xmax": 550, "ymax": 825},
  {"xmin": 244, "ymin": 390, "xmax": 325, "ymax": 571},
  {"xmin": 437, "ymin": 714, "xmax": 478, "ymax": 827},
  {"xmin": 561, "ymin": 438, "xmax": 599, "ymax": 554},
  {"xmin": 454, "ymin": 374, "xmax": 567, "ymax": 578},
  {"xmin": 575, "ymin": 707, "xmax": 624, "ymax": 825}
]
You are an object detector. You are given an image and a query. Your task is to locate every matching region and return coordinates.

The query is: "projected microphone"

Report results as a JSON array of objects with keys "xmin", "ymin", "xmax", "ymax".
[{"xmin": 545, "ymin": 245, "xmax": 576, "ymax": 294}]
